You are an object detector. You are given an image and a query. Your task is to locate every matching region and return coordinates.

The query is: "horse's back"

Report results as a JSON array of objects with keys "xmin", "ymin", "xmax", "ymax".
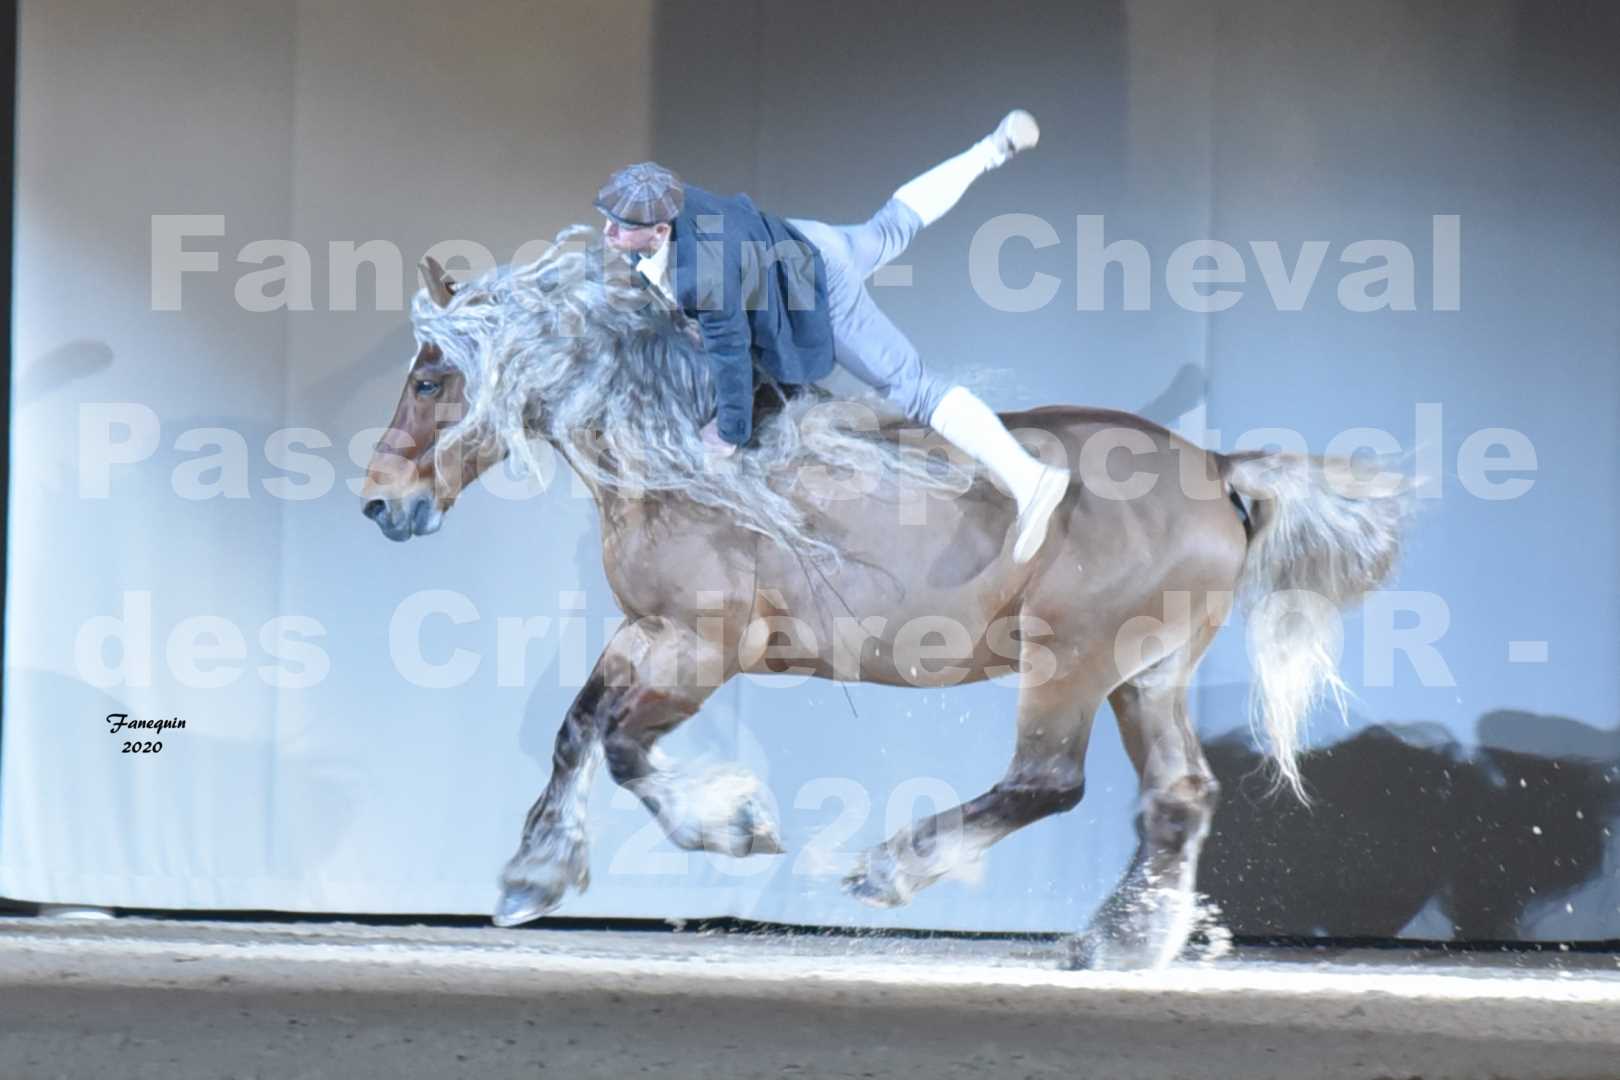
[{"xmin": 761, "ymin": 403, "xmax": 1247, "ymax": 645}]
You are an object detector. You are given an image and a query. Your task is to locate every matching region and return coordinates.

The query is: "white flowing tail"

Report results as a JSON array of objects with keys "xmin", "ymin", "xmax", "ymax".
[{"xmin": 1221, "ymin": 450, "xmax": 1413, "ymax": 802}]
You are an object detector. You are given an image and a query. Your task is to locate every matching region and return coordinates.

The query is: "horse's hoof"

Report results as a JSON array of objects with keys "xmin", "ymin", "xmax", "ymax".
[
  {"xmin": 844, "ymin": 874, "xmax": 904, "ymax": 908},
  {"xmin": 1064, "ymin": 928, "xmax": 1162, "ymax": 971},
  {"xmin": 495, "ymin": 829, "xmax": 591, "ymax": 927},
  {"xmin": 1062, "ymin": 932, "xmax": 1100, "ymax": 971},
  {"xmin": 842, "ymin": 851, "xmax": 908, "ymax": 908},
  {"xmin": 667, "ymin": 776, "xmax": 785, "ymax": 857},
  {"xmin": 682, "ymin": 769, "xmax": 785, "ymax": 857},
  {"xmin": 734, "ymin": 800, "xmax": 785, "ymax": 856},
  {"xmin": 1068, "ymin": 886, "xmax": 1198, "ymax": 969},
  {"xmin": 491, "ymin": 882, "xmax": 562, "ymax": 928}
]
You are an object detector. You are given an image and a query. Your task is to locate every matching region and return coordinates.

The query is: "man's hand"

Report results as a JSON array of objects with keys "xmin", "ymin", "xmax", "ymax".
[{"xmin": 700, "ymin": 419, "xmax": 736, "ymax": 458}]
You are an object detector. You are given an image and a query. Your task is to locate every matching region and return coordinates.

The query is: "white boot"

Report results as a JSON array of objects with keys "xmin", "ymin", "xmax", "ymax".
[
  {"xmin": 893, "ymin": 109, "xmax": 1042, "ymax": 227},
  {"xmin": 987, "ymin": 108, "xmax": 1041, "ymax": 166},
  {"xmin": 929, "ymin": 386, "xmax": 1070, "ymax": 563}
]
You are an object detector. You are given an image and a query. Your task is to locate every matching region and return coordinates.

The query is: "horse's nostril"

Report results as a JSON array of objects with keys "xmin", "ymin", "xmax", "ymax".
[{"xmin": 362, "ymin": 499, "xmax": 386, "ymax": 520}]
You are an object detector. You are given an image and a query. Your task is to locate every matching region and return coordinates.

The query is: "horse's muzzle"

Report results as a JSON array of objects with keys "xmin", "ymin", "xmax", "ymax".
[{"xmin": 362, "ymin": 495, "xmax": 441, "ymax": 542}]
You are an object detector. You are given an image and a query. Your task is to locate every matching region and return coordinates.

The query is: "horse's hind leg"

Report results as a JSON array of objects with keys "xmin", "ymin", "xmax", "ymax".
[
  {"xmin": 843, "ymin": 645, "xmax": 1110, "ymax": 908},
  {"xmin": 1070, "ymin": 627, "xmax": 1222, "ymax": 970}
]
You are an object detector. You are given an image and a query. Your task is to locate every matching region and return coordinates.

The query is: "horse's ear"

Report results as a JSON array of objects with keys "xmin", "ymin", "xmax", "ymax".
[{"xmin": 420, "ymin": 256, "xmax": 457, "ymax": 308}]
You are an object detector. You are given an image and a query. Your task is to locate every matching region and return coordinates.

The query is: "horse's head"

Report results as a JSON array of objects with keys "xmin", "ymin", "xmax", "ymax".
[{"xmin": 360, "ymin": 257, "xmax": 502, "ymax": 542}]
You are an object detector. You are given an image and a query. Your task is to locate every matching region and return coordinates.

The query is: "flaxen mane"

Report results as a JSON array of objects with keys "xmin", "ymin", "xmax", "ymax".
[{"xmin": 410, "ymin": 225, "xmax": 967, "ymax": 561}]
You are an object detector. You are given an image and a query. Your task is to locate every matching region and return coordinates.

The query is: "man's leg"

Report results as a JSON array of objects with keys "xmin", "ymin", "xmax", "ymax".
[
  {"xmin": 890, "ymin": 109, "xmax": 1041, "ymax": 227},
  {"xmin": 832, "ymin": 285, "xmax": 1069, "ymax": 564},
  {"xmin": 791, "ymin": 204, "xmax": 919, "ymax": 297},
  {"xmin": 833, "ymin": 109, "xmax": 1064, "ymax": 562},
  {"xmin": 827, "ymin": 109, "xmax": 1040, "ymax": 283},
  {"xmin": 840, "ymin": 198, "xmax": 924, "ymax": 281}
]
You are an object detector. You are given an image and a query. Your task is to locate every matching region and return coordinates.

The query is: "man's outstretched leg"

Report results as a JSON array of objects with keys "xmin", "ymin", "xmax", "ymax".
[
  {"xmin": 891, "ymin": 108, "xmax": 1041, "ymax": 227},
  {"xmin": 827, "ymin": 109, "xmax": 1068, "ymax": 563},
  {"xmin": 828, "ymin": 110, "xmax": 1042, "ymax": 281}
]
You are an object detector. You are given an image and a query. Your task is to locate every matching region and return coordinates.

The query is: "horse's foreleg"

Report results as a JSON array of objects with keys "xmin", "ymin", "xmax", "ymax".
[
  {"xmin": 1071, "ymin": 631, "xmax": 1222, "ymax": 970},
  {"xmin": 601, "ymin": 657, "xmax": 783, "ymax": 859},
  {"xmin": 844, "ymin": 648, "xmax": 1107, "ymax": 908},
  {"xmin": 493, "ymin": 667, "xmax": 614, "ymax": 927},
  {"xmin": 494, "ymin": 618, "xmax": 728, "ymax": 927},
  {"xmin": 609, "ymin": 745, "xmax": 784, "ymax": 857}
]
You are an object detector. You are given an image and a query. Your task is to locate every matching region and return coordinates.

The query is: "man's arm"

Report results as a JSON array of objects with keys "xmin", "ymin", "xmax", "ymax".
[{"xmin": 695, "ymin": 284, "xmax": 754, "ymax": 447}]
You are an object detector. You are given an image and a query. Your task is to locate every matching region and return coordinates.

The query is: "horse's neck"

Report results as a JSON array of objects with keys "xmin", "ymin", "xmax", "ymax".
[{"xmin": 553, "ymin": 435, "xmax": 662, "ymax": 538}]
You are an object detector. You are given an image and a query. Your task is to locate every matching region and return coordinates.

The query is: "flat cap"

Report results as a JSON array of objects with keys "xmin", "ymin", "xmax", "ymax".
[{"xmin": 594, "ymin": 161, "xmax": 685, "ymax": 227}]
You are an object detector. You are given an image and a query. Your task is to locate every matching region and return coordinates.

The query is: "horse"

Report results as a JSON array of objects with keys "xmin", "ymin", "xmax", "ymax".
[{"xmin": 359, "ymin": 227, "xmax": 1410, "ymax": 969}]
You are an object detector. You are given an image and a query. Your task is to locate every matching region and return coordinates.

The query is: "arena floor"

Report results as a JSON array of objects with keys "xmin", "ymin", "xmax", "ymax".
[{"xmin": 0, "ymin": 916, "xmax": 1616, "ymax": 1079}]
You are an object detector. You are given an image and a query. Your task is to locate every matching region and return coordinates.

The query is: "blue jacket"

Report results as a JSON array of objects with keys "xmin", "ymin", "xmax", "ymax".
[{"xmin": 670, "ymin": 185, "xmax": 834, "ymax": 445}]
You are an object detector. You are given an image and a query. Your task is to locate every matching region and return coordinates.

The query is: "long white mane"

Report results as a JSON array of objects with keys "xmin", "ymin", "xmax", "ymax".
[{"xmin": 409, "ymin": 225, "xmax": 967, "ymax": 561}]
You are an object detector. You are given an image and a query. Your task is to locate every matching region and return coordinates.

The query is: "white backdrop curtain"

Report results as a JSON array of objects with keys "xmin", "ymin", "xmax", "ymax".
[{"xmin": 4, "ymin": 0, "xmax": 1617, "ymax": 940}]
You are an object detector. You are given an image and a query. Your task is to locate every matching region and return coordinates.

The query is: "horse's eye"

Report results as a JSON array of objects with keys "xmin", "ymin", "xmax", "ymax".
[{"xmin": 414, "ymin": 379, "xmax": 442, "ymax": 397}]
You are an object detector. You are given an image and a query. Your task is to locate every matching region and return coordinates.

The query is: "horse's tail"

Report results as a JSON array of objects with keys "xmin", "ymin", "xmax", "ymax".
[{"xmin": 1219, "ymin": 450, "xmax": 1414, "ymax": 803}]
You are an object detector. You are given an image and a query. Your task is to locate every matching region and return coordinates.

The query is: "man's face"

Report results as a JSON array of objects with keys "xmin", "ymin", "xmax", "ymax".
[{"xmin": 601, "ymin": 217, "xmax": 671, "ymax": 256}]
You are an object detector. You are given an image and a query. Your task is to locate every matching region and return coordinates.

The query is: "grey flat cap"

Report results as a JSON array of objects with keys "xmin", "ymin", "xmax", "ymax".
[{"xmin": 594, "ymin": 161, "xmax": 685, "ymax": 227}]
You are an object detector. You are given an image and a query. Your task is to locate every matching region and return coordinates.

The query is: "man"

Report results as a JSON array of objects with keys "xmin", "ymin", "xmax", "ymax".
[{"xmin": 595, "ymin": 109, "xmax": 1069, "ymax": 564}]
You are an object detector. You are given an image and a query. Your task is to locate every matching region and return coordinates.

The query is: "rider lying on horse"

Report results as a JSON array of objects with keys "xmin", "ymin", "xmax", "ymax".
[{"xmin": 594, "ymin": 109, "xmax": 1071, "ymax": 563}]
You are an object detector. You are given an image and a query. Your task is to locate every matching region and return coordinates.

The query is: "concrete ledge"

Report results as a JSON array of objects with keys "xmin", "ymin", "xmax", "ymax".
[{"xmin": 0, "ymin": 918, "xmax": 1617, "ymax": 1079}]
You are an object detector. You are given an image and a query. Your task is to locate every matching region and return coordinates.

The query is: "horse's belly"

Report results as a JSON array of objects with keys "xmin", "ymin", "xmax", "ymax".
[{"xmin": 741, "ymin": 574, "xmax": 1027, "ymax": 688}]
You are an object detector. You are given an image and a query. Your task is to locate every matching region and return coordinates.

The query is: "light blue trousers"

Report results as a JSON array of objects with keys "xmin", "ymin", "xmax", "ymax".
[{"xmin": 789, "ymin": 199, "xmax": 951, "ymax": 423}]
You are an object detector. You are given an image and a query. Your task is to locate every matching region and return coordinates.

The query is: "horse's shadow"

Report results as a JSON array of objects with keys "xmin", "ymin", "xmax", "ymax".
[{"xmin": 1196, "ymin": 706, "xmax": 1620, "ymax": 940}]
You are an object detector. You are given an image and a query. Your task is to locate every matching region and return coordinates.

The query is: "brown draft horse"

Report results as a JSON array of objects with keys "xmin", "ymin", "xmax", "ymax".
[{"xmin": 361, "ymin": 251, "xmax": 1408, "ymax": 969}]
